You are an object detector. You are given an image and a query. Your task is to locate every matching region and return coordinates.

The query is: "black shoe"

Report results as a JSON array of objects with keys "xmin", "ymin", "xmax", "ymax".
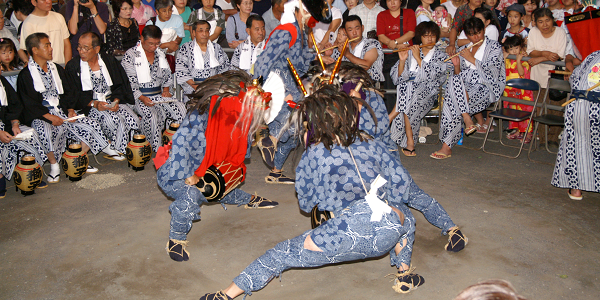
[
  {"xmin": 166, "ymin": 239, "xmax": 189, "ymax": 262},
  {"xmin": 265, "ymin": 170, "xmax": 295, "ymax": 184},
  {"xmin": 200, "ymin": 291, "xmax": 233, "ymax": 300},
  {"xmin": 392, "ymin": 268, "xmax": 425, "ymax": 293},
  {"xmin": 445, "ymin": 227, "xmax": 468, "ymax": 252},
  {"xmin": 37, "ymin": 181, "xmax": 48, "ymax": 189},
  {"xmin": 244, "ymin": 195, "xmax": 278, "ymax": 209}
]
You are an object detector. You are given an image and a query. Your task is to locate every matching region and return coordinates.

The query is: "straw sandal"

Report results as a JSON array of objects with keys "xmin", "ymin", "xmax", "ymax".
[
  {"xmin": 166, "ymin": 239, "xmax": 189, "ymax": 262},
  {"xmin": 199, "ymin": 291, "xmax": 233, "ymax": 300},
  {"xmin": 445, "ymin": 227, "xmax": 468, "ymax": 252},
  {"xmin": 257, "ymin": 134, "xmax": 277, "ymax": 169},
  {"xmin": 244, "ymin": 194, "xmax": 279, "ymax": 209},
  {"xmin": 389, "ymin": 266, "xmax": 425, "ymax": 294},
  {"xmin": 265, "ymin": 170, "xmax": 295, "ymax": 184}
]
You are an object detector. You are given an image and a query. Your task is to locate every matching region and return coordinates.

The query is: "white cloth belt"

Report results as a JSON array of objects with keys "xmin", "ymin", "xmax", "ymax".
[
  {"xmin": 80, "ymin": 55, "xmax": 113, "ymax": 91},
  {"xmin": 239, "ymin": 37, "xmax": 265, "ymax": 70},
  {"xmin": 365, "ymin": 175, "xmax": 392, "ymax": 222},
  {"xmin": 28, "ymin": 60, "xmax": 64, "ymax": 95},
  {"xmin": 193, "ymin": 39, "xmax": 219, "ymax": 70},
  {"xmin": 134, "ymin": 41, "xmax": 169, "ymax": 84}
]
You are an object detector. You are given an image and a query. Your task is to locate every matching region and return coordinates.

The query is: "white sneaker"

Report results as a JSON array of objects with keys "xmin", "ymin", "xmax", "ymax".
[{"xmin": 86, "ymin": 165, "xmax": 99, "ymax": 174}]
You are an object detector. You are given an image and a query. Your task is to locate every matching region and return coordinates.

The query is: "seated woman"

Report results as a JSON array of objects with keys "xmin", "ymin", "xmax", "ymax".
[
  {"xmin": 389, "ymin": 21, "xmax": 449, "ymax": 157},
  {"xmin": 432, "ymin": 17, "xmax": 505, "ymax": 160},
  {"xmin": 552, "ymin": 50, "xmax": 600, "ymax": 201},
  {"xmin": 226, "ymin": 0, "xmax": 255, "ymax": 48},
  {"xmin": 198, "ymin": 86, "xmax": 423, "ymax": 300},
  {"xmin": 105, "ymin": 0, "xmax": 141, "ymax": 56},
  {"xmin": 187, "ymin": 0, "xmax": 228, "ymax": 49}
]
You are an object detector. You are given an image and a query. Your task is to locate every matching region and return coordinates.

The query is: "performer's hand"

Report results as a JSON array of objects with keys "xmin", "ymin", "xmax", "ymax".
[
  {"xmin": 451, "ymin": 55, "xmax": 460, "ymax": 67},
  {"xmin": 11, "ymin": 123, "xmax": 21, "ymax": 135},
  {"xmin": 139, "ymin": 95, "xmax": 155, "ymax": 107},
  {"xmin": 45, "ymin": 114, "xmax": 64, "ymax": 126},
  {"xmin": 322, "ymin": 56, "xmax": 335, "ymax": 64},
  {"xmin": 0, "ymin": 130, "xmax": 13, "ymax": 143},
  {"xmin": 446, "ymin": 45, "xmax": 456, "ymax": 56},
  {"xmin": 109, "ymin": 100, "xmax": 120, "ymax": 112},
  {"xmin": 185, "ymin": 174, "xmax": 200, "ymax": 186},
  {"xmin": 410, "ymin": 45, "xmax": 420, "ymax": 61},
  {"xmin": 349, "ymin": 89, "xmax": 362, "ymax": 99},
  {"xmin": 162, "ymin": 90, "xmax": 173, "ymax": 98},
  {"xmin": 96, "ymin": 101, "xmax": 109, "ymax": 112},
  {"xmin": 67, "ymin": 109, "xmax": 79, "ymax": 122},
  {"xmin": 398, "ymin": 49, "xmax": 409, "ymax": 61}
]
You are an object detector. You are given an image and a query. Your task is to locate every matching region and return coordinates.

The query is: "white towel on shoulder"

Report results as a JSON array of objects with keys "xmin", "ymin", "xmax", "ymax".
[
  {"xmin": 134, "ymin": 41, "xmax": 169, "ymax": 84},
  {"xmin": 80, "ymin": 55, "xmax": 113, "ymax": 91},
  {"xmin": 239, "ymin": 37, "xmax": 265, "ymax": 70},
  {"xmin": 193, "ymin": 39, "xmax": 219, "ymax": 70}
]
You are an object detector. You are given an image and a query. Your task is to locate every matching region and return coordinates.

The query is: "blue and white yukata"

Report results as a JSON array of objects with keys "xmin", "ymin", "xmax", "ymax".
[
  {"xmin": 230, "ymin": 37, "xmax": 265, "ymax": 75},
  {"xmin": 18, "ymin": 61, "xmax": 110, "ymax": 162},
  {"xmin": 157, "ymin": 110, "xmax": 253, "ymax": 241},
  {"xmin": 390, "ymin": 47, "xmax": 450, "ymax": 148},
  {"xmin": 253, "ymin": 22, "xmax": 315, "ymax": 170},
  {"xmin": 175, "ymin": 40, "xmax": 230, "ymax": 102},
  {"xmin": 233, "ymin": 139, "xmax": 415, "ymax": 295},
  {"xmin": 552, "ymin": 50, "xmax": 600, "ymax": 193},
  {"xmin": 122, "ymin": 42, "xmax": 187, "ymax": 151},
  {"xmin": 331, "ymin": 38, "xmax": 385, "ymax": 82},
  {"xmin": 441, "ymin": 37, "xmax": 505, "ymax": 147}
]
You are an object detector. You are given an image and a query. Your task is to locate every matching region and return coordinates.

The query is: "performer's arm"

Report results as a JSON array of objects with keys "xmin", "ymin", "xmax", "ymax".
[{"xmin": 344, "ymin": 47, "xmax": 378, "ymax": 70}]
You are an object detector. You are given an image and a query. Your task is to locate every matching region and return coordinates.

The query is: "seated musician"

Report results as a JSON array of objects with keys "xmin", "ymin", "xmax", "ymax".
[
  {"xmin": 18, "ymin": 32, "xmax": 116, "ymax": 183},
  {"xmin": 198, "ymin": 86, "xmax": 421, "ymax": 300},
  {"xmin": 175, "ymin": 20, "xmax": 230, "ymax": 102},
  {"xmin": 329, "ymin": 15, "xmax": 384, "ymax": 83},
  {"xmin": 431, "ymin": 17, "xmax": 505, "ymax": 160},
  {"xmin": 1, "ymin": 73, "xmax": 48, "ymax": 198},
  {"xmin": 230, "ymin": 15, "xmax": 266, "ymax": 75},
  {"xmin": 121, "ymin": 25, "xmax": 186, "ymax": 152},
  {"xmin": 156, "ymin": 70, "xmax": 278, "ymax": 263},
  {"xmin": 65, "ymin": 32, "xmax": 140, "ymax": 159},
  {"xmin": 389, "ymin": 21, "xmax": 449, "ymax": 157}
]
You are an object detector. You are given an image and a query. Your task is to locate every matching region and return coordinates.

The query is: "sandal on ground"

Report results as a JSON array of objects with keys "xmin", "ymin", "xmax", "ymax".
[
  {"xmin": 244, "ymin": 194, "xmax": 278, "ymax": 209},
  {"xmin": 523, "ymin": 133, "xmax": 533, "ymax": 144},
  {"xmin": 47, "ymin": 174, "xmax": 60, "ymax": 184},
  {"xmin": 465, "ymin": 124, "xmax": 477, "ymax": 136},
  {"xmin": 430, "ymin": 151, "xmax": 451, "ymax": 160},
  {"xmin": 402, "ymin": 148, "xmax": 416, "ymax": 157},
  {"xmin": 166, "ymin": 239, "xmax": 189, "ymax": 262},
  {"xmin": 568, "ymin": 189, "xmax": 583, "ymax": 200},
  {"xmin": 199, "ymin": 291, "xmax": 233, "ymax": 300},
  {"xmin": 265, "ymin": 170, "xmax": 295, "ymax": 184},
  {"xmin": 475, "ymin": 124, "xmax": 486, "ymax": 133},
  {"xmin": 445, "ymin": 227, "xmax": 468, "ymax": 252},
  {"xmin": 103, "ymin": 154, "xmax": 126, "ymax": 161},
  {"xmin": 507, "ymin": 131, "xmax": 522, "ymax": 140},
  {"xmin": 257, "ymin": 133, "xmax": 277, "ymax": 169},
  {"xmin": 389, "ymin": 267, "xmax": 425, "ymax": 294}
]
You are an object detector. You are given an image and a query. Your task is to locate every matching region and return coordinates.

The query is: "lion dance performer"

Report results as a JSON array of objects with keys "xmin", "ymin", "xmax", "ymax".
[{"xmin": 155, "ymin": 70, "xmax": 279, "ymax": 262}]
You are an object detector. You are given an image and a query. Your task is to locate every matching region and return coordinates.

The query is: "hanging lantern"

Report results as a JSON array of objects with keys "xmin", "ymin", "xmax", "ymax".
[
  {"xmin": 162, "ymin": 118, "xmax": 180, "ymax": 146},
  {"xmin": 61, "ymin": 143, "xmax": 89, "ymax": 181},
  {"xmin": 126, "ymin": 133, "xmax": 152, "ymax": 171},
  {"xmin": 13, "ymin": 153, "xmax": 43, "ymax": 196}
]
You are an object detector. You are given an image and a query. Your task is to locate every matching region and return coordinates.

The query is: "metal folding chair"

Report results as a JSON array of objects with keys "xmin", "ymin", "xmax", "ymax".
[
  {"xmin": 527, "ymin": 78, "xmax": 570, "ymax": 164},
  {"xmin": 482, "ymin": 78, "xmax": 542, "ymax": 158}
]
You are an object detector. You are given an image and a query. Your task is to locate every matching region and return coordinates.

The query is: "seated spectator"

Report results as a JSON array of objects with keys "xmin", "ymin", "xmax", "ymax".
[
  {"xmin": 499, "ymin": 3, "xmax": 529, "ymax": 43},
  {"xmin": 331, "ymin": 15, "xmax": 384, "ymax": 82},
  {"xmin": 187, "ymin": 0, "xmax": 228, "ymax": 49},
  {"xmin": 446, "ymin": 0, "xmax": 483, "ymax": 55},
  {"xmin": 173, "ymin": 0, "xmax": 193, "ymax": 44},
  {"xmin": 215, "ymin": 0, "xmax": 238, "ymax": 18},
  {"xmin": 518, "ymin": 0, "xmax": 536, "ymax": 29},
  {"xmin": 226, "ymin": 0, "xmax": 255, "ymax": 48},
  {"xmin": 0, "ymin": 39, "xmax": 24, "ymax": 90},
  {"xmin": 0, "ymin": 10, "xmax": 21, "ymax": 55},
  {"xmin": 18, "ymin": 33, "xmax": 117, "ymax": 182},
  {"xmin": 176, "ymin": 20, "xmax": 230, "ymax": 101},
  {"xmin": 132, "ymin": 0, "xmax": 157, "ymax": 30},
  {"xmin": 349, "ymin": 0, "xmax": 385, "ymax": 38},
  {"xmin": 432, "ymin": 17, "xmax": 505, "ymax": 160},
  {"xmin": 444, "ymin": 0, "xmax": 466, "ymax": 18},
  {"xmin": 342, "ymin": 0, "xmax": 359, "ymax": 21},
  {"xmin": 252, "ymin": 0, "xmax": 271, "ymax": 16},
  {"xmin": 0, "ymin": 72, "xmax": 48, "ymax": 198},
  {"xmin": 65, "ymin": 32, "xmax": 140, "ymax": 158},
  {"xmin": 19, "ymin": 0, "xmax": 72, "ymax": 64},
  {"xmin": 457, "ymin": 7, "xmax": 498, "ymax": 46},
  {"xmin": 66, "ymin": 0, "xmax": 110, "ymax": 57},
  {"xmin": 121, "ymin": 25, "xmax": 186, "ymax": 151},
  {"xmin": 502, "ymin": 35, "xmax": 533, "ymax": 142},
  {"xmin": 389, "ymin": 21, "xmax": 449, "ymax": 157},
  {"xmin": 262, "ymin": 0, "xmax": 284, "ymax": 35},
  {"xmin": 415, "ymin": 0, "xmax": 435, "ymax": 25},
  {"xmin": 231, "ymin": 15, "xmax": 265, "ymax": 74},
  {"xmin": 313, "ymin": 0, "xmax": 342, "ymax": 49},
  {"xmin": 147, "ymin": 0, "xmax": 185, "ymax": 54},
  {"xmin": 526, "ymin": 8, "xmax": 566, "ymax": 90},
  {"xmin": 106, "ymin": 0, "xmax": 141, "ymax": 56},
  {"xmin": 377, "ymin": 0, "xmax": 416, "ymax": 112}
]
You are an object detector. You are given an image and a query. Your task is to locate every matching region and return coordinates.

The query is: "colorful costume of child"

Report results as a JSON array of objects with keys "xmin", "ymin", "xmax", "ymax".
[{"xmin": 503, "ymin": 58, "xmax": 533, "ymax": 134}]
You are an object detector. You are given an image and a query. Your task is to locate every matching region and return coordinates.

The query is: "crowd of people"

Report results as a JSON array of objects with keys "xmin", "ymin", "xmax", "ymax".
[{"xmin": 0, "ymin": 0, "xmax": 598, "ymax": 297}]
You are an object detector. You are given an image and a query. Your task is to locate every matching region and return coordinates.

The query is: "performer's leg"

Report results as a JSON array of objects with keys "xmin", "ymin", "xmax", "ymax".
[
  {"xmin": 220, "ymin": 188, "xmax": 279, "ymax": 209},
  {"xmin": 32, "ymin": 119, "xmax": 66, "ymax": 182},
  {"xmin": 266, "ymin": 135, "xmax": 297, "ymax": 184},
  {"xmin": 65, "ymin": 117, "xmax": 110, "ymax": 155},
  {"xmin": 434, "ymin": 75, "xmax": 465, "ymax": 158},
  {"xmin": 161, "ymin": 101, "xmax": 187, "ymax": 125},
  {"xmin": 135, "ymin": 99, "xmax": 162, "ymax": 151}
]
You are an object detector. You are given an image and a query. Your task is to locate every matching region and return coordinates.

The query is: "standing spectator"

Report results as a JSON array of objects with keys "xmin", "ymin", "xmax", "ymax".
[
  {"xmin": 142, "ymin": 0, "xmax": 156, "ymax": 10},
  {"xmin": 0, "ymin": 10, "xmax": 21, "ymax": 53},
  {"xmin": 496, "ymin": 0, "xmax": 516, "ymax": 12},
  {"xmin": 262, "ymin": 0, "xmax": 284, "ymax": 35},
  {"xmin": 252, "ymin": 0, "xmax": 271, "ymax": 16},
  {"xmin": 443, "ymin": 0, "xmax": 465, "ymax": 17},
  {"xmin": 313, "ymin": 0, "xmax": 342, "ymax": 48},
  {"xmin": 5, "ymin": 0, "xmax": 35, "ymax": 41},
  {"xmin": 173, "ymin": 0, "xmax": 192, "ymax": 44},
  {"xmin": 147, "ymin": 0, "xmax": 184, "ymax": 54},
  {"xmin": 66, "ymin": 0, "xmax": 110, "ymax": 57},
  {"xmin": 215, "ymin": 0, "xmax": 238, "ymax": 18},
  {"xmin": 484, "ymin": 0, "xmax": 505, "ymax": 32},
  {"xmin": 132, "ymin": 0, "xmax": 157, "ymax": 30},
  {"xmin": 499, "ymin": 3, "xmax": 528, "ymax": 42},
  {"xmin": 457, "ymin": 7, "xmax": 499, "ymax": 46},
  {"xmin": 526, "ymin": 8, "xmax": 566, "ymax": 89},
  {"xmin": 415, "ymin": 0, "xmax": 435, "ymax": 25},
  {"xmin": 377, "ymin": 0, "xmax": 416, "ymax": 112},
  {"xmin": 544, "ymin": 0, "xmax": 564, "ymax": 23},
  {"xmin": 231, "ymin": 14, "xmax": 265, "ymax": 74},
  {"xmin": 19, "ymin": 0, "xmax": 72, "ymax": 64},
  {"xmin": 333, "ymin": 0, "xmax": 348, "ymax": 15},
  {"xmin": 226, "ymin": 0, "xmax": 255, "ymax": 48},
  {"xmin": 446, "ymin": 0, "xmax": 483, "ymax": 55},
  {"xmin": 349, "ymin": 0, "xmax": 385, "ymax": 38},
  {"xmin": 342, "ymin": 0, "xmax": 359, "ymax": 21},
  {"xmin": 187, "ymin": 0, "xmax": 228, "ymax": 49},
  {"xmin": 518, "ymin": 0, "xmax": 536, "ymax": 29},
  {"xmin": 106, "ymin": 0, "xmax": 141, "ymax": 55}
]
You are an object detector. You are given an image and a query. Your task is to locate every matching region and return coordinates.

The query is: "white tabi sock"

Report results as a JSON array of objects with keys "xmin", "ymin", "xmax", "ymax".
[
  {"xmin": 50, "ymin": 163, "xmax": 60, "ymax": 177},
  {"xmin": 102, "ymin": 146, "xmax": 119, "ymax": 156}
]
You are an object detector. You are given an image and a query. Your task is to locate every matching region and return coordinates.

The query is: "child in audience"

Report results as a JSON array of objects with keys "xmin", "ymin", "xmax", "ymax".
[
  {"xmin": 0, "ymin": 38, "xmax": 22, "ymax": 90},
  {"xmin": 434, "ymin": 5, "xmax": 452, "ymax": 34},
  {"xmin": 502, "ymin": 35, "xmax": 533, "ymax": 143},
  {"xmin": 457, "ymin": 7, "xmax": 500, "ymax": 47},
  {"xmin": 500, "ymin": 4, "xmax": 529, "ymax": 43}
]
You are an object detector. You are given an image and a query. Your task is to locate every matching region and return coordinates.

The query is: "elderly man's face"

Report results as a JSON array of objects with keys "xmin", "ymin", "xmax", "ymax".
[
  {"xmin": 141, "ymin": 36, "xmax": 161, "ymax": 53},
  {"xmin": 194, "ymin": 24, "xmax": 211, "ymax": 45},
  {"xmin": 246, "ymin": 20, "xmax": 265, "ymax": 45},
  {"xmin": 78, "ymin": 35, "xmax": 100, "ymax": 62}
]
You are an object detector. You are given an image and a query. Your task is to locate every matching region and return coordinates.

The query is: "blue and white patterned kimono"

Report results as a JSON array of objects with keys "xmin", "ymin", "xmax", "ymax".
[
  {"xmin": 157, "ymin": 110, "xmax": 253, "ymax": 241},
  {"xmin": 552, "ymin": 50, "xmax": 600, "ymax": 193},
  {"xmin": 332, "ymin": 38, "xmax": 385, "ymax": 82},
  {"xmin": 175, "ymin": 40, "xmax": 230, "ymax": 102},
  {"xmin": 440, "ymin": 37, "xmax": 505, "ymax": 147},
  {"xmin": 390, "ymin": 47, "xmax": 450, "ymax": 148},
  {"xmin": 232, "ymin": 139, "xmax": 415, "ymax": 295}
]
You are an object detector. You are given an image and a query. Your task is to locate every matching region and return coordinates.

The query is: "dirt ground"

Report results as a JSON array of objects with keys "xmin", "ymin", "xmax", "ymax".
[{"xmin": 1, "ymin": 132, "xmax": 599, "ymax": 300}]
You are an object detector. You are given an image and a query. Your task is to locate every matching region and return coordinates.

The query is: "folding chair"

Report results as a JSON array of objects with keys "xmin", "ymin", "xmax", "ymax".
[
  {"xmin": 527, "ymin": 78, "xmax": 570, "ymax": 164},
  {"xmin": 482, "ymin": 78, "xmax": 542, "ymax": 158}
]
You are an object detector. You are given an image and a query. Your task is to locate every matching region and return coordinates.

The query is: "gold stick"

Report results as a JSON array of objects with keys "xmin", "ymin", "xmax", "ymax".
[
  {"xmin": 329, "ymin": 38, "xmax": 350, "ymax": 84},
  {"xmin": 287, "ymin": 58, "xmax": 308, "ymax": 96},
  {"xmin": 562, "ymin": 81, "xmax": 600, "ymax": 107},
  {"xmin": 392, "ymin": 42, "xmax": 436, "ymax": 53},
  {"xmin": 310, "ymin": 32, "xmax": 326, "ymax": 71},
  {"xmin": 319, "ymin": 37, "xmax": 361, "ymax": 53},
  {"xmin": 443, "ymin": 39, "xmax": 484, "ymax": 62}
]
